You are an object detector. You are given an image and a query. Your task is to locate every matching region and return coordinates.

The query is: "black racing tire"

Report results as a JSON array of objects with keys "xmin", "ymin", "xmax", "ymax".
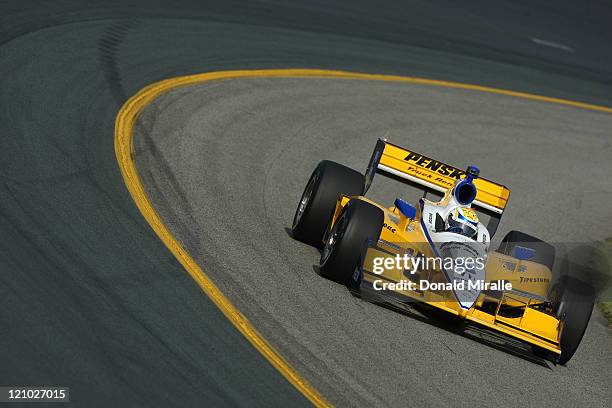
[
  {"xmin": 292, "ymin": 160, "xmax": 364, "ymax": 248},
  {"xmin": 498, "ymin": 230, "xmax": 555, "ymax": 271},
  {"xmin": 319, "ymin": 200, "xmax": 383, "ymax": 284},
  {"xmin": 555, "ymin": 276, "xmax": 595, "ymax": 365}
]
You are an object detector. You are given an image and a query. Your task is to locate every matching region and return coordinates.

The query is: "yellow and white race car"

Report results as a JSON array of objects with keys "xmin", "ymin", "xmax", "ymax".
[{"xmin": 292, "ymin": 139, "xmax": 594, "ymax": 365}]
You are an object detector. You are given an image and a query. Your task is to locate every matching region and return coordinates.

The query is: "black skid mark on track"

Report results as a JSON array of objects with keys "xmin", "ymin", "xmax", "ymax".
[{"xmin": 98, "ymin": 20, "xmax": 140, "ymax": 104}]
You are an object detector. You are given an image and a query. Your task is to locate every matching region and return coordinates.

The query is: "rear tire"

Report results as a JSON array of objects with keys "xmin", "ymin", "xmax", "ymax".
[
  {"xmin": 498, "ymin": 230, "xmax": 555, "ymax": 271},
  {"xmin": 292, "ymin": 160, "xmax": 364, "ymax": 248},
  {"xmin": 319, "ymin": 200, "xmax": 384, "ymax": 284}
]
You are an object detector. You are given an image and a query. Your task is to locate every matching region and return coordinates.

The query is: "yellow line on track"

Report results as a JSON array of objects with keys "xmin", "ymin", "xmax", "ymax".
[{"xmin": 114, "ymin": 69, "xmax": 612, "ymax": 408}]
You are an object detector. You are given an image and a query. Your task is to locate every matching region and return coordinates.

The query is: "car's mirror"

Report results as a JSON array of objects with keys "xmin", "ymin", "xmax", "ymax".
[{"xmin": 394, "ymin": 198, "xmax": 416, "ymax": 219}]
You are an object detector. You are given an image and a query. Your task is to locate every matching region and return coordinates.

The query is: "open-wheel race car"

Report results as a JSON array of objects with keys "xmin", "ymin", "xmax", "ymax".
[{"xmin": 291, "ymin": 139, "xmax": 595, "ymax": 364}]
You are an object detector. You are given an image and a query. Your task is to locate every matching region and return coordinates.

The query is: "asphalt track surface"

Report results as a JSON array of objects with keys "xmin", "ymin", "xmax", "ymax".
[
  {"xmin": 135, "ymin": 77, "xmax": 612, "ymax": 407},
  {"xmin": 2, "ymin": 1, "xmax": 612, "ymax": 407}
]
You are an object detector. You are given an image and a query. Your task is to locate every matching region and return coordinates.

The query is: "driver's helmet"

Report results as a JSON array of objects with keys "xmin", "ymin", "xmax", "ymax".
[{"xmin": 446, "ymin": 207, "xmax": 479, "ymax": 238}]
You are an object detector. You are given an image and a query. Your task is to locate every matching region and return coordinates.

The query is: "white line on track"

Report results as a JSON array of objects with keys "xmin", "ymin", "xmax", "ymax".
[{"xmin": 530, "ymin": 37, "xmax": 574, "ymax": 53}]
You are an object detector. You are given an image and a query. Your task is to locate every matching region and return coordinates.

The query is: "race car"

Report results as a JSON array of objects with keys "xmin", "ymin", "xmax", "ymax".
[{"xmin": 291, "ymin": 139, "xmax": 595, "ymax": 365}]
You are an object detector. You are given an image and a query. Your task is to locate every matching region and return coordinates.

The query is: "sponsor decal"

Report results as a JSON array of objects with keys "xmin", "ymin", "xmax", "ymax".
[
  {"xmin": 377, "ymin": 239, "xmax": 402, "ymax": 251},
  {"xmin": 519, "ymin": 276, "xmax": 550, "ymax": 283},
  {"xmin": 383, "ymin": 223, "xmax": 397, "ymax": 233},
  {"xmin": 404, "ymin": 151, "xmax": 464, "ymax": 180},
  {"xmin": 352, "ymin": 266, "xmax": 361, "ymax": 283}
]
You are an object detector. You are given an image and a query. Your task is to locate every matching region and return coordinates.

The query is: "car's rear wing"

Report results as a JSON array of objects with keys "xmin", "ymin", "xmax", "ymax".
[{"xmin": 364, "ymin": 139, "xmax": 510, "ymax": 234}]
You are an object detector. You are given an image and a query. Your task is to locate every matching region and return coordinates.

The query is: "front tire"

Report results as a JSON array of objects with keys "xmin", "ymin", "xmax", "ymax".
[
  {"xmin": 556, "ymin": 276, "xmax": 595, "ymax": 365},
  {"xmin": 319, "ymin": 200, "xmax": 384, "ymax": 284},
  {"xmin": 292, "ymin": 160, "xmax": 364, "ymax": 248}
]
